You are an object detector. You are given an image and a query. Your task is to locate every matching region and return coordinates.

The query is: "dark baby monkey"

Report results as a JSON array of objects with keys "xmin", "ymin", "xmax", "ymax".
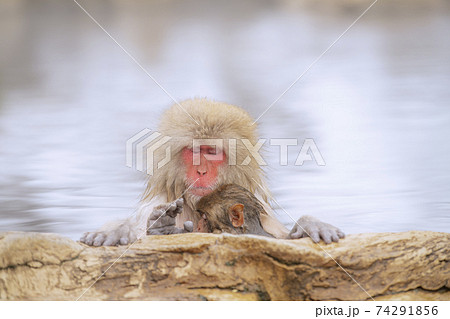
[{"xmin": 195, "ymin": 184, "xmax": 274, "ymax": 238}]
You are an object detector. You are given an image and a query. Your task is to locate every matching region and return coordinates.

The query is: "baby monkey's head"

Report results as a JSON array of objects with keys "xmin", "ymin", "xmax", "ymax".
[{"xmin": 195, "ymin": 184, "xmax": 273, "ymax": 237}]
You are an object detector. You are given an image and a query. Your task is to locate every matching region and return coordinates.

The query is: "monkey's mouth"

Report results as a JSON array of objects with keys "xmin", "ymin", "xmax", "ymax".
[{"xmin": 189, "ymin": 187, "xmax": 214, "ymax": 197}]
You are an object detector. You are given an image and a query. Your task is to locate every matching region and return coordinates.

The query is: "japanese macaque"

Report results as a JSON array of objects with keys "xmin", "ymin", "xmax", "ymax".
[
  {"xmin": 80, "ymin": 98, "xmax": 344, "ymax": 246},
  {"xmin": 195, "ymin": 184, "xmax": 274, "ymax": 237}
]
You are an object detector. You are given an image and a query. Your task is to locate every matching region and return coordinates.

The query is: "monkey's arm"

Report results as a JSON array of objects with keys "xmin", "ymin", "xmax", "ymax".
[
  {"xmin": 258, "ymin": 198, "xmax": 290, "ymax": 238},
  {"xmin": 80, "ymin": 196, "xmax": 167, "ymax": 246},
  {"xmin": 289, "ymin": 215, "xmax": 345, "ymax": 244},
  {"xmin": 260, "ymin": 214, "xmax": 290, "ymax": 238}
]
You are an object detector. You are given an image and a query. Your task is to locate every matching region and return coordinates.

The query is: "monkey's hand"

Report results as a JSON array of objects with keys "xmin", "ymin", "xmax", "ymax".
[
  {"xmin": 80, "ymin": 198, "xmax": 189, "ymax": 246},
  {"xmin": 147, "ymin": 198, "xmax": 193, "ymax": 235},
  {"xmin": 80, "ymin": 221, "xmax": 138, "ymax": 247},
  {"xmin": 289, "ymin": 215, "xmax": 345, "ymax": 244}
]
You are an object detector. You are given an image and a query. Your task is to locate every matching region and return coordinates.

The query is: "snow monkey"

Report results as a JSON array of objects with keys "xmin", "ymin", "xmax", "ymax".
[
  {"xmin": 80, "ymin": 99, "xmax": 344, "ymax": 246},
  {"xmin": 194, "ymin": 184, "xmax": 274, "ymax": 238}
]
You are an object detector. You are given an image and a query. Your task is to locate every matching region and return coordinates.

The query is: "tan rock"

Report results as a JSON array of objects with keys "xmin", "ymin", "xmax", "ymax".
[{"xmin": 0, "ymin": 231, "xmax": 448, "ymax": 300}]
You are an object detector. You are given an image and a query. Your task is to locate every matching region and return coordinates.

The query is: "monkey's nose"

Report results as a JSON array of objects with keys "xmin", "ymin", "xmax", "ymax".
[{"xmin": 197, "ymin": 169, "xmax": 207, "ymax": 176}]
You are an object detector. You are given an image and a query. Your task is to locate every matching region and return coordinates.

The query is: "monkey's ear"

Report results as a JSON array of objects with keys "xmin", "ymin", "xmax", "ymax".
[{"xmin": 229, "ymin": 204, "xmax": 245, "ymax": 228}]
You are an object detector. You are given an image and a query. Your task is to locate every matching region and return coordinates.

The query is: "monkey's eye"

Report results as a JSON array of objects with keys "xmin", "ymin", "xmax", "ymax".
[{"xmin": 196, "ymin": 209, "xmax": 208, "ymax": 219}]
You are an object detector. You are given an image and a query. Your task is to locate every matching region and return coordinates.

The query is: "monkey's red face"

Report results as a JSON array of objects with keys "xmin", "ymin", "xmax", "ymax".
[{"xmin": 182, "ymin": 146, "xmax": 227, "ymax": 197}]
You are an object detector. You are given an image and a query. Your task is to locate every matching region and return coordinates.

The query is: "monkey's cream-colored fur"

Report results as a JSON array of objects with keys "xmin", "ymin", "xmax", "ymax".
[{"xmin": 81, "ymin": 99, "xmax": 343, "ymax": 246}]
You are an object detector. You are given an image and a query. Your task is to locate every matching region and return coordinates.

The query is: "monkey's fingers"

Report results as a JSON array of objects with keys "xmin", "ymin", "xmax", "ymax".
[
  {"xmin": 319, "ymin": 229, "xmax": 333, "ymax": 244},
  {"xmin": 165, "ymin": 199, "xmax": 184, "ymax": 218},
  {"xmin": 307, "ymin": 228, "xmax": 321, "ymax": 243},
  {"xmin": 318, "ymin": 225, "xmax": 345, "ymax": 244},
  {"xmin": 183, "ymin": 221, "xmax": 193, "ymax": 232},
  {"xmin": 150, "ymin": 205, "xmax": 177, "ymax": 219},
  {"xmin": 164, "ymin": 201, "xmax": 178, "ymax": 217},
  {"xmin": 331, "ymin": 233, "xmax": 340, "ymax": 243},
  {"xmin": 148, "ymin": 226, "xmax": 187, "ymax": 235},
  {"xmin": 102, "ymin": 233, "xmax": 122, "ymax": 246},
  {"xmin": 148, "ymin": 227, "xmax": 173, "ymax": 235},
  {"xmin": 80, "ymin": 232, "xmax": 102, "ymax": 246},
  {"xmin": 80, "ymin": 231, "xmax": 115, "ymax": 246},
  {"xmin": 175, "ymin": 198, "xmax": 184, "ymax": 209},
  {"xmin": 148, "ymin": 215, "xmax": 176, "ymax": 230},
  {"xmin": 289, "ymin": 223, "xmax": 320, "ymax": 242},
  {"xmin": 149, "ymin": 208, "xmax": 167, "ymax": 220},
  {"xmin": 80, "ymin": 232, "xmax": 88, "ymax": 243},
  {"xmin": 80, "ymin": 232, "xmax": 92, "ymax": 245},
  {"xmin": 288, "ymin": 227, "xmax": 305, "ymax": 239}
]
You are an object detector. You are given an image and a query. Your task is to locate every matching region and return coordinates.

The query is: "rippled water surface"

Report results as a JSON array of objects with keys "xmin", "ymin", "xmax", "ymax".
[{"xmin": 1, "ymin": 0, "xmax": 449, "ymax": 239}]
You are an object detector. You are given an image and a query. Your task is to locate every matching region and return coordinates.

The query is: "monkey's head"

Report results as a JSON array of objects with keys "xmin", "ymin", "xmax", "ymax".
[
  {"xmin": 143, "ymin": 99, "xmax": 271, "ymax": 210},
  {"xmin": 194, "ymin": 184, "xmax": 273, "ymax": 237}
]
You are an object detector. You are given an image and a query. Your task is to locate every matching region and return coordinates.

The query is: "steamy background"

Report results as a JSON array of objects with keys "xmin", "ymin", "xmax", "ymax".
[{"xmin": 0, "ymin": 0, "xmax": 449, "ymax": 239}]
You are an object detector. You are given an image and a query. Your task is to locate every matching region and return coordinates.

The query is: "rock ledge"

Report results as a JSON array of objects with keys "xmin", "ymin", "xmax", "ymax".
[{"xmin": 0, "ymin": 231, "xmax": 448, "ymax": 300}]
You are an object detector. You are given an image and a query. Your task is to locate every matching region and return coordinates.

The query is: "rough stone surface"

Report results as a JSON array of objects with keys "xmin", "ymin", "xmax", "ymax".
[{"xmin": 0, "ymin": 231, "xmax": 448, "ymax": 300}]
